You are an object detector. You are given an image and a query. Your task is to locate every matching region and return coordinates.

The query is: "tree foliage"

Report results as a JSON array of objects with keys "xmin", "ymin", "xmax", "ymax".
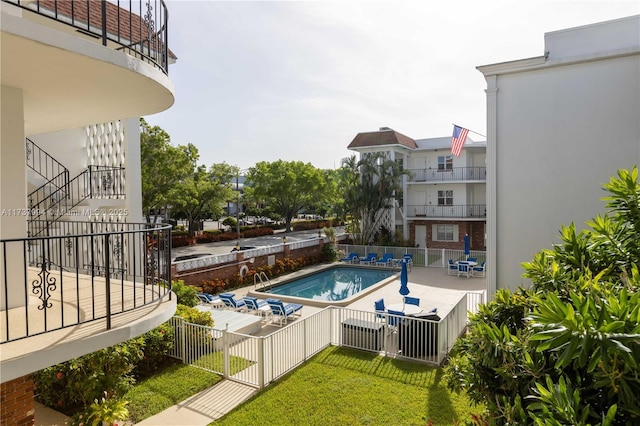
[
  {"xmin": 445, "ymin": 166, "xmax": 640, "ymax": 426},
  {"xmin": 338, "ymin": 153, "xmax": 409, "ymax": 244},
  {"xmin": 244, "ymin": 160, "xmax": 328, "ymax": 232},
  {"xmin": 140, "ymin": 119, "xmax": 196, "ymax": 222},
  {"xmin": 170, "ymin": 162, "xmax": 235, "ymax": 236}
]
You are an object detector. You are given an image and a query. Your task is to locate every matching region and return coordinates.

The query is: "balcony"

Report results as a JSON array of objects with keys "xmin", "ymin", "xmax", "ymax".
[
  {"xmin": 409, "ymin": 167, "xmax": 486, "ymax": 183},
  {"xmin": 0, "ymin": 222, "xmax": 176, "ymax": 382},
  {"xmin": 408, "ymin": 204, "xmax": 486, "ymax": 219},
  {"xmin": 1, "ymin": 0, "xmax": 174, "ymax": 135}
]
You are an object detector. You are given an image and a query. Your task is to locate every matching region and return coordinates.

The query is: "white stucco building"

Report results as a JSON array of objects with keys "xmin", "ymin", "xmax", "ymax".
[
  {"xmin": 347, "ymin": 128, "xmax": 486, "ymax": 252},
  {"xmin": 478, "ymin": 15, "xmax": 640, "ymax": 295},
  {"xmin": 1, "ymin": 1, "xmax": 178, "ymax": 422}
]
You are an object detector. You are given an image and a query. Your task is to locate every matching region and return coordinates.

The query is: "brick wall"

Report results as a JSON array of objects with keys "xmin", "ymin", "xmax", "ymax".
[
  {"xmin": 173, "ymin": 242, "xmax": 324, "ymax": 286},
  {"xmin": 410, "ymin": 220, "xmax": 486, "ymax": 250},
  {"xmin": 0, "ymin": 375, "xmax": 35, "ymax": 426}
]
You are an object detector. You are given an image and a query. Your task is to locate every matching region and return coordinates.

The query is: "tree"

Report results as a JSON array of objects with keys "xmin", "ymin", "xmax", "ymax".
[
  {"xmin": 140, "ymin": 119, "xmax": 195, "ymax": 223},
  {"xmin": 244, "ymin": 160, "xmax": 328, "ymax": 232},
  {"xmin": 338, "ymin": 153, "xmax": 409, "ymax": 244},
  {"xmin": 444, "ymin": 166, "xmax": 640, "ymax": 425},
  {"xmin": 171, "ymin": 162, "xmax": 235, "ymax": 236}
]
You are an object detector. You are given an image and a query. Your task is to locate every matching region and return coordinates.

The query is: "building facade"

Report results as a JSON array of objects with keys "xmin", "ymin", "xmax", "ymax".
[
  {"xmin": 1, "ymin": 1, "xmax": 177, "ymax": 423},
  {"xmin": 477, "ymin": 15, "xmax": 640, "ymax": 295},
  {"xmin": 347, "ymin": 128, "xmax": 486, "ymax": 252}
]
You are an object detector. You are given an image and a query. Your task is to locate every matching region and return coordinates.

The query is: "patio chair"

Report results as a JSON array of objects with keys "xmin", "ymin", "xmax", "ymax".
[
  {"xmin": 404, "ymin": 296, "xmax": 420, "ymax": 306},
  {"xmin": 447, "ymin": 259, "xmax": 458, "ymax": 275},
  {"xmin": 197, "ymin": 292, "xmax": 224, "ymax": 308},
  {"xmin": 457, "ymin": 261, "xmax": 471, "ymax": 278},
  {"xmin": 358, "ymin": 253, "xmax": 378, "ymax": 265},
  {"xmin": 375, "ymin": 253, "xmax": 394, "ymax": 267},
  {"xmin": 340, "ymin": 252, "xmax": 360, "ymax": 263},
  {"xmin": 386, "ymin": 309, "xmax": 405, "ymax": 333},
  {"xmin": 218, "ymin": 292, "xmax": 248, "ymax": 312},
  {"xmin": 244, "ymin": 296, "xmax": 272, "ymax": 319},
  {"xmin": 466, "ymin": 257, "xmax": 477, "ymax": 263},
  {"xmin": 374, "ymin": 298, "xmax": 386, "ymax": 321},
  {"xmin": 472, "ymin": 261, "xmax": 486, "ymax": 277},
  {"xmin": 266, "ymin": 298, "xmax": 303, "ymax": 326}
]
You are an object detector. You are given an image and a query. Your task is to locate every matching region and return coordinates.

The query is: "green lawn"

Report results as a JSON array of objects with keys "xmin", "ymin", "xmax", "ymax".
[{"xmin": 212, "ymin": 346, "xmax": 483, "ymax": 426}]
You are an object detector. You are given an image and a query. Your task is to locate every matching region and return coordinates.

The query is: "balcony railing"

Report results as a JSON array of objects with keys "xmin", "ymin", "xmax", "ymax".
[
  {"xmin": 408, "ymin": 204, "xmax": 486, "ymax": 218},
  {"xmin": 5, "ymin": 0, "xmax": 169, "ymax": 75},
  {"xmin": 409, "ymin": 167, "xmax": 486, "ymax": 182},
  {"xmin": 0, "ymin": 222, "xmax": 172, "ymax": 344}
]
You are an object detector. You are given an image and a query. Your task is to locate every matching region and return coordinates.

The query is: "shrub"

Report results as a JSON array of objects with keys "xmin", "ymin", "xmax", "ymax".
[
  {"xmin": 171, "ymin": 279, "xmax": 199, "ymax": 307},
  {"xmin": 175, "ymin": 305, "xmax": 214, "ymax": 327},
  {"xmin": 134, "ymin": 323, "xmax": 175, "ymax": 379}
]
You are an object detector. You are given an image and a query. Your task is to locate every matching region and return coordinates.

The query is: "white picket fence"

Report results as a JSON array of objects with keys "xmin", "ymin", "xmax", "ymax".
[{"xmin": 168, "ymin": 290, "xmax": 480, "ymax": 389}]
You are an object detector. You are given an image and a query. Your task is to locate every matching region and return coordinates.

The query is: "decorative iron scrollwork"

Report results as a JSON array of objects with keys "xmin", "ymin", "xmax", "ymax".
[
  {"xmin": 101, "ymin": 172, "xmax": 113, "ymax": 192},
  {"xmin": 32, "ymin": 259, "xmax": 56, "ymax": 310},
  {"xmin": 26, "ymin": 140, "xmax": 32, "ymax": 161},
  {"xmin": 65, "ymin": 233, "xmax": 73, "ymax": 257},
  {"xmin": 113, "ymin": 235, "xmax": 122, "ymax": 263},
  {"xmin": 144, "ymin": 1, "xmax": 155, "ymax": 47}
]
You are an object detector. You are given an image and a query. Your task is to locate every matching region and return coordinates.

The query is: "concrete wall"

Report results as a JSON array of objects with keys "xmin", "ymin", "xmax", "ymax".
[{"xmin": 479, "ymin": 15, "xmax": 640, "ymax": 294}]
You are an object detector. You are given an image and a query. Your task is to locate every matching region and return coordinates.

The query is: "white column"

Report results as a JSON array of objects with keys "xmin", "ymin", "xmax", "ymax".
[
  {"xmin": 123, "ymin": 117, "xmax": 143, "ymax": 223},
  {"xmin": 484, "ymin": 75, "xmax": 498, "ymax": 300},
  {"xmin": 1, "ymin": 85, "xmax": 27, "ymax": 309}
]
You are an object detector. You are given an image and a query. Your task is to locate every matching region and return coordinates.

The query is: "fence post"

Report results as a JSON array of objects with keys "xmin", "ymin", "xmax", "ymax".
[
  {"xmin": 180, "ymin": 318, "xmax": 186, "ymax": 363},
  {"xmin": 258, "ymin": 337, "xmax": 265, "ymax": 389},
  {"xmin": 223, "ymin": 324, "xmax": 230, "ymax": 379}
]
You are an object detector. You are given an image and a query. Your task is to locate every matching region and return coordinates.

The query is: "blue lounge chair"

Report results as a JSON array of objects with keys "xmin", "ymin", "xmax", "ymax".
[
  {"xmin": 457, "ymin": 261, "xmax": 471, "ymax": 278},
  {"xmin": 472, "ymin": 261, "xmax": 486, "ymax": 277},
  {"xmin": 266, "ymin": 298, "xmax": 303, "ymax": 326},
  {"xmin": 197, "ymin": 292, "xmax": 224, "ymax": 308},
  {"xmin": 218, "ymin": 292, "xmax": 248, "ymax": 311},
  {"xmin": 374, "ymin": 298, "xmax": 386, "ymax": 321},
  {"xmin": 375, "ymin": 253, "xmax": 394, "ymax": 266},
  {"xmin": 404, "ymin": 296, "xmax": 420, "ymax": 306},
  {"xmin": 359, "ymin": 253, "xmax": 377, "ymax": 265},
  {"xmin": 340, "ymin": 252, "xmax": 360, "ymax": 263},
  {"xmin": 447, "ymin": 259, "xmax": 458, "ymax": 275},
  {"xmin": 244, "ymin": 296, "xmax": 272, "ymax": 319}
]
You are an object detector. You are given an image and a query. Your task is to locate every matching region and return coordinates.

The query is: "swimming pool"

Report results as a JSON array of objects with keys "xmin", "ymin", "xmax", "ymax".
[{"xmin": 252, "ymin": 265, "xmax": 398, "ymax": 307}]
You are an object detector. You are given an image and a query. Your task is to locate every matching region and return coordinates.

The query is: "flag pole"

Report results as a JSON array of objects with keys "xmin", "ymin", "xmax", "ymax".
[{"xmin": 453, "ymin": 123, "xmax": 486, "ymax": 138}]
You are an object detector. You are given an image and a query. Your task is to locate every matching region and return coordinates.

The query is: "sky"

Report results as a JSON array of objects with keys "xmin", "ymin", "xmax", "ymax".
[{"xmin": 144, "ymin": 0, "xmax": 639, "ymax": 170}]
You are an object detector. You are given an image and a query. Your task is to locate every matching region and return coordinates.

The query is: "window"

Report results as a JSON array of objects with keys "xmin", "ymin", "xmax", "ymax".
[
  {"xmin": 432, "ymin": 224, "xmax": 458, "ymax": 241},
  {"xmin": 437, "ymin": 156, "xmax": 453, "ymax": 170},
  {"xmin": 437, "ymin": 190, "xmax": 453, "ymax": 205}
]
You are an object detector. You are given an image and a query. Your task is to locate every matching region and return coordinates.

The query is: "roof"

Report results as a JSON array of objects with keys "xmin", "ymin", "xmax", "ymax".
[{"xmin": 347, "ymin": 129, "xmax": 418, "ymax": 150}]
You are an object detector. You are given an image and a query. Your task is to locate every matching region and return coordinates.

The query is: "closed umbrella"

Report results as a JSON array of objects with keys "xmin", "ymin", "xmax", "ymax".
[
  {"xmin": 464, "ymin": 234, "xmax": 470, "ymax": 258},
  {"xmin": 399, "ymin": 259, "xmax": 409, "ymax": 307}
]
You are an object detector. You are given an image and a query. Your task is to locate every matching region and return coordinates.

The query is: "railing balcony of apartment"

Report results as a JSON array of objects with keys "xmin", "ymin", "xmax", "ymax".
[
  {"xmin": 1, "ymin": 221, "xmax": 173, "ymax": 345},
  {"xmin": 4, "ymin": 0, "xmax": 169, "ymax": 74},
  {"xmin": 408, "ymin": 204, "xmax": 486, "ymax": 218},
  {"xmin": 409, "ymin": 167, "xmax": 486, "ymax": 183}
]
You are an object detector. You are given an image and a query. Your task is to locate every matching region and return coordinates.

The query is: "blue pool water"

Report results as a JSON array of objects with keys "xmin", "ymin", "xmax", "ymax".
[{"xmin": 260, "ymin": 266, "xmax": 396, "ymax": 302}]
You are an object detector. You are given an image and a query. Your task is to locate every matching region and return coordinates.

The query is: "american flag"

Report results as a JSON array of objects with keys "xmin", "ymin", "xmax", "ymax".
[{"xmin": 451, "ymin": 125, "xmax": 469, "ymax": 157}]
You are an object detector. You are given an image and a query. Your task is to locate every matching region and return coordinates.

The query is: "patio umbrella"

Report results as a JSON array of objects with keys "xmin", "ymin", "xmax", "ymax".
[
  {"xmin": 464, "ymin": 234, "xmax": 470, "ymax": 257},
  {"xmin": 399, "ymin": 259, "xmax": 410, "ymax": 306}
]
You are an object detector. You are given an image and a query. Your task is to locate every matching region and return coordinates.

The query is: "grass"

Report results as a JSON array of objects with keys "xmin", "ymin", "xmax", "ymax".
[
  {"xmin": 125, "ymin": 360, "xmax": 221, "ymax": 423},
  {"xmin": 212, "ymin": 346, "xmax": 484, "ymax": 426}
]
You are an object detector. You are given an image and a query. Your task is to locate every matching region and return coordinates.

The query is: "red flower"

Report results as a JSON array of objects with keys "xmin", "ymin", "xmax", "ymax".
[
  {"xmin": 57, "ymin": 399, "xmax": 63, "ymax": 406},
  {"xmin": 56, "ymin": 372, "xmax": 63, "ymax": 380}
]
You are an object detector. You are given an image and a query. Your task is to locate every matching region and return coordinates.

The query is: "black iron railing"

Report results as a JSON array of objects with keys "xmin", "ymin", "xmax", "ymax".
[
  {"xmin": 4, "ymin": 0, "xmax": 169, "ymax": 75},
  {"xmin": 408, "ymin": 204, "xmax": 486, "ymax": 218},
  {"xmin": 25, "ymin": 138, "xmax": 69, "ymax": 187},
  {"xmin": 1, "ymin": 222, "xmax": 172, "ymax": 344},
  {"xmin": 409, "ymin": 167, "xmax": 486, "ymax": 182},
  {"xmin": 28, "ymin": 166, "xmax": 126, "ymax": 237}
]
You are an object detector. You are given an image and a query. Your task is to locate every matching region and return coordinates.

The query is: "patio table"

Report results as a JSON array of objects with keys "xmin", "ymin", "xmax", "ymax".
[{"xmin": 387, "ymin": 303, "xmax": 423, "ymax": 315}]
